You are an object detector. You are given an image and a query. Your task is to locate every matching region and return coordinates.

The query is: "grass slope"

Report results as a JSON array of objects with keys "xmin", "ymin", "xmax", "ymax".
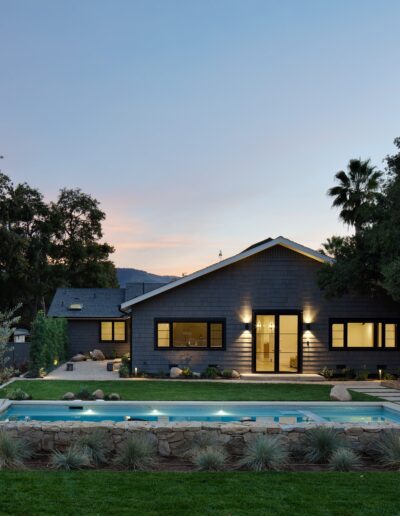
[
  {"xmin": 1, "ymin": 380, "xmax": 376, "ymax": 401},
  {"xmin": 0, "ymin": 471, "xmax": 398, "ymax": 515}
]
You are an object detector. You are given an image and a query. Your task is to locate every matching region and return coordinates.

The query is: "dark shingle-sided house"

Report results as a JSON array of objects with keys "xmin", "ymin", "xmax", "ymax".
[{"xmin": 49, "ymin": 236, "xmax": 400, "ymax": 374}]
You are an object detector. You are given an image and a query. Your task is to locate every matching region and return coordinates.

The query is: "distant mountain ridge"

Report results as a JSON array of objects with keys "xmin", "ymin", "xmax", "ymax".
[{"xmin": 116, "ymin": 268, "xmax": 178, "ymax": 288}]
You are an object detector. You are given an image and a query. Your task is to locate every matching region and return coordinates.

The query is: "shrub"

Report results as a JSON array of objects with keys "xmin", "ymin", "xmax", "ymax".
[
  {"xmin": 303, "ymin": 427, "xmax": 344, "ymax": 464},
  {"xmin": 7, "ymin": 388, "xmax": 31, "ymax": 401},
  {"xmin": 356, "ymin": 369, "xmax": 369, "ymax": 381},
  {"xmin": 51, "ymin": 445, "xmax": 91, "ymax": 470},
  {"xmin": 119, "ymin": 364, "xmax": 130, "ymax": 378},
  {"xmin": 181, "ymin": 367, "xmax": 192, "ymax": 378},
  {"xmin": 203, "ymin": 366, "xmax": 220, "ymax": 379},
  {"xmin": 75, "ymin": 386, "xmax": 92, "ymax": 400},
  {"xmin": 121, "ymin": 354, "xmax": 131, "ymax": 366},
  {"xmin": 114, "ymin": 434, "xmax": 157, "ymax": 471},
  {"xmin": 319, "ymin": 366, "xmax": 334, "ymax": 379},
  {"xmin": 329, "ymin": 447, "xmax": 362, "ymax": 471},
  {"xmin": 239, "ymin": 435, "xmax": 288, "ymax": 472},
  {"xmin": 29, "ymin": 312, "xmax": 68, "ymax": 376},
  {"xmin": 193, "ymin": 446, "xmax": 227, "ymax": 471},
  {"xmin": 0, "ymin": 431, "xmax": 33, "ymax": 469},
  {"xmin": 77, "ymin": 430, "xmax": 111, "ymax": 466},
  {"xmin": 371, "ymin": 431, "xmax": 400, "ymax": 469},
  {"xmin": 342, "ymin": 367, "xmax": 356, "ymax": 380}
]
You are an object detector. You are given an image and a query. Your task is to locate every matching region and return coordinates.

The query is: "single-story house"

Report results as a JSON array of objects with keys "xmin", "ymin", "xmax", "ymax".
[{"xmin": 48, "ymin": 236, "xmax": 400, "ymax": 374}]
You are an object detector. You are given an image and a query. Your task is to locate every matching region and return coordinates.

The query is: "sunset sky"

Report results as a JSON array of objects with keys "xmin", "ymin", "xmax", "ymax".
[{"xmin": 1, "ymin": 0, "xmax": 400, "ymax": 275}]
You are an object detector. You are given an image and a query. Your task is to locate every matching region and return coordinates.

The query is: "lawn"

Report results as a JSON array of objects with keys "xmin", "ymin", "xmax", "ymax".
[
  {"xmin": 0, "ymin": 471, "xmax": 398, "ymax": 515},
  {"xmin": 1, "ymin": 379, "xmax": 376, "ymax": 401}
]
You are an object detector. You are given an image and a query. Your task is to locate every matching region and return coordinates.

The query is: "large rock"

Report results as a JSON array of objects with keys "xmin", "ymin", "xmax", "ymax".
[
  {"xmin": 62, "ymin": 392, "xmax": 75, "ymax": 400},
  {"xmin": 71, "ymin": 354, "xmax": 86, "ymax": 362},
  {"xmin": 170, "ymin": 367, "xmax": 183, "ymax": 379},
  {"xmin": 92, "ymin": 389, "xmax": 104, "ymax": 400},
  {"xmin": 231, "ymin": 370, "xmax": 240, "ymax": 379},
  {"xmin": 107, "ymin": 393, "xmax": 120, "ymax": 401},
  {"xmin": 90, "ymin": 349, "xmax": 105, "ymax": 361},
  {"xmin": 330, "ymin": 385, "xmax": 352, "ymax": 401},
  {"xmin": 192, "ymin": 372, "xmax": 201, "ymax": 379}
]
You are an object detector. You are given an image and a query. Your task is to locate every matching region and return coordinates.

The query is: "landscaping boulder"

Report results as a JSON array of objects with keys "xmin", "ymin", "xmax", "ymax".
[
  {"xmin": 71, "ymin": 353, "xmax": 86, "ymax": 362},
  {"xmin": 62, "ymin": 392, "xmax": 75, "ymax": 400},
  {"xmin": 330, "ymin": 385, "xmax": 352, "ymax": 401},
  {"xmin": 231, "ymin": 370, "xmax": 240, "ymax": 379},
  {"xmin": 170, "ymin": 367, "xmax": 183, "ymax": 378},
  {"xmin": 192, "ymin": 372, "xmax": 201, "ymax": 379},
  {"xmin": 107, "ymin": 393, "xmax": 120, "ymax": 401},
  {"xmin": 92, "ymin": 389, "xmax": 105, "ymax": 400},
  {"xmin": 90, "ymin": 349, "xmax": 106, "ymax": 361}
]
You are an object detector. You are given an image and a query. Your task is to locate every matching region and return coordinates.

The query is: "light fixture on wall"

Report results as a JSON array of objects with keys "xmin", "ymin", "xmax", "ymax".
[
  {"xmin": 244, "ymin": 323, "xmax": 250, "ymax": 331},
  {"xmin": 304, "ymin": 323, "xmax": 312, "ymax": 332}
]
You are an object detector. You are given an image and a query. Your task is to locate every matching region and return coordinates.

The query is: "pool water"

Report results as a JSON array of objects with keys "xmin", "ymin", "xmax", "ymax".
[{"xmin": 1, "ymin": 403, "xmax": 400, "ymax": 424}]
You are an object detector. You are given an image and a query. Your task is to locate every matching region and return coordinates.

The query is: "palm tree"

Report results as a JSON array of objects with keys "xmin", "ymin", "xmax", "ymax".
[{"xmin": 328, "ymin": 159, "xmax": 382, "ymax": 234}]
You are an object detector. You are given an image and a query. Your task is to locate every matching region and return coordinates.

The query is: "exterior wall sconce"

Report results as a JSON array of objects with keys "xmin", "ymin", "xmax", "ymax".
[
  {"xmin": 244, "ymin": 323, "xmax": 250, "ymax": 331},
  {"xmin": 304, "ymin": 323, "xmax": 311, "ymax": 332}
]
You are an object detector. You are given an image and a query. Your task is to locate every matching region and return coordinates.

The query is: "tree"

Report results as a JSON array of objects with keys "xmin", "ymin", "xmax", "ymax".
[
  {"xmin": 327, "ymin": 159, "xmax": 382, "ymax": 234},
  {"xmin": 50, "ymin": 188, "xmax": 118, "ymax": 288},
  {"xmin": 0, "ymin": 304, "xmax": 21, "ymax": 383},
  {"xmin": 319, "ymin": 139, "xmax": 400, "ymax": 302},
  {"xmin": 0, "ymin": 175, "xmax": 118, "ymax": 321}
]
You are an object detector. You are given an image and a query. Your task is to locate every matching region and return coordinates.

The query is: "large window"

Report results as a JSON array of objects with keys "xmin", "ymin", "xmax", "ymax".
[
  {"xmin": 155, "ymin": 320, "xmax": 225, "ymax": 349},
  {"xmin": 100, "ymin": 321, "xmax": 127, "ymax": 342},
  {"xmin": 330, "ymin": 320, "xmax": 398, "ymax": 349}
]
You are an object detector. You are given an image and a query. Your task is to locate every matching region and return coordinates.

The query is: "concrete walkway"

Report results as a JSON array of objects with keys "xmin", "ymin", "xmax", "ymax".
[
  {"xmin": 44, "ymin": 359, "xmax": 121, "ymax": 381},
  {"xmin": 349, "ymin": 384, "xmax": 400, "ymax": 404}
]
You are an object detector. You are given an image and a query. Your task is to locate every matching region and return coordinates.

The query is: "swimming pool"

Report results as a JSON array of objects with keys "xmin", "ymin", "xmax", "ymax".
[{"xmin": 1, "ymin": 401, "xmax": 400, "ymax": 424}]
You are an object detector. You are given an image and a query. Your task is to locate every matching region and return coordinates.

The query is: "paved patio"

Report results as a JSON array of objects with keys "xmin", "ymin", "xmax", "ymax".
[{"xmin": 44, "ymin": 359, "xmax": 121, "ymax": 381}]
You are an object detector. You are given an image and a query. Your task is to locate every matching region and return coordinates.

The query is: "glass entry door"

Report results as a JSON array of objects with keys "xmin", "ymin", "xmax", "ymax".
[{"xmin": 254, "ymin": 313, "xmax": 299, "ymax": 373}]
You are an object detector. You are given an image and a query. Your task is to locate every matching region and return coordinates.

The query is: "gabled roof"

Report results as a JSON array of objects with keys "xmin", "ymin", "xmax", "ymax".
[{"xmin": 120, "ymin": 236, "xmax": 333, "ymax": 311}]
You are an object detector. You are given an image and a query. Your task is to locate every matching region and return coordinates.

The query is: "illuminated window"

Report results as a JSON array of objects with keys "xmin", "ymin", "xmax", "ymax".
[
  {"xmin": 385, "ymin": 324, "xmax": 397, "ymax": 348},
  {"xmin": 100, "ymin": 321, "xmax": 127, "ymax": 342},
  {"xmin": 331, "ymin": 323, "xmax": 344, "ymax": 348},
  {"xmin": 100, "ymin": 322, "xmax": 113, "ymax": 341},
  {"xmin": 330, "ymin": 320, "xmax": 398, "ymax": 349},
  {"xmin": 348, "ymin": 323, "xmax": 374, "ymax": 348},
  {"xmin": 157, "ymin": 323, "xmax": 170, "ymax": 348},
  {"xmin": 210, "ymin": 323, "xmax": 223, "ymax": 348},
  {"xmin": 155, "ymin": 320, "xmax": 224, "ymax": 349}
]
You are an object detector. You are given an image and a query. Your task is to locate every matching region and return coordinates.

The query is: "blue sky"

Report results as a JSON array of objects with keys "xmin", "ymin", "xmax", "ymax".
[{"xmin": 1, "ymin": 0, "xmax": 400, "ymax": 274}]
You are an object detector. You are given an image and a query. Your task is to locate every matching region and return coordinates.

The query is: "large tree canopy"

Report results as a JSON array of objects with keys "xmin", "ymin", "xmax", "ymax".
[
  {"xmin": 319, "ymin": 138, "xmax": 400, "ymax": 302},
  {"xmin": 0, "ymin": 175, "xmax": 117, "ymax": 321}
]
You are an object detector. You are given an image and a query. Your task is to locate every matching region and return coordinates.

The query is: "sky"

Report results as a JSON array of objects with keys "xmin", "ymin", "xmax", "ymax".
[{"xmin": 1, "ymin": 0, "xmax": 400, "ymax": 275}]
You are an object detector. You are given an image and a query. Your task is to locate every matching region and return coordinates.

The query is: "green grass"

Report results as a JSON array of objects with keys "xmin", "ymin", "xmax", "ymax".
[
  {"xmin": 0, "ymin": 471, "xmax": 398, "ymax": 515},
  {"xmin": 1, "ymin": 380, "xmax": 377, "ymax": 401}
]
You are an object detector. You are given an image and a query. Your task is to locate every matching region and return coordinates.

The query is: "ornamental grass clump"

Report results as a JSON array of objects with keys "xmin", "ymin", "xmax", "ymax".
[
  {"xmin": 329, "ymin": 447, "xmax": 362, "ymax": 472},
  {"xmin": 51, "ymin": 445, "xmax": 91, "ymax": 471},
  {"xmin": 77, "ymin": 430, "xmax": 111, "ymax": 466},
  {"xmin": 238, "ymin": 435, "xmax": 288, "ymax": 472},
  {"xmin": 0, "ymin": 431, "xmax": 33, "ymax": 469},
  {"xmin": 193, "ymin": 446, "xmax": 228, "ymax": 471},
  {"xmin": 372, "ymin": 431, "xmax": 400, "ymax": 469},
  {"xmin": 303, "ymin": 427, "xmax": 344, "ymax": 464},
  {"xmin": 114, "ymin": 434, "xmax": 157, "ymax": 471}
]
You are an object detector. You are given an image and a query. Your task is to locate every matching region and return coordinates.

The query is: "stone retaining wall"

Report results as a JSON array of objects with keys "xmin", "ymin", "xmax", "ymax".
[{"xmin": 1, "ymin": 421, "xmax": 399, "ymax": 458}]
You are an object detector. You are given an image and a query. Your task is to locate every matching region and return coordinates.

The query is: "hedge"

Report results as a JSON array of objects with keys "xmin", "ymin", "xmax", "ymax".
[{"xmin": 29, "ymin": 312, "xmax": 69, "ymax": 376}]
